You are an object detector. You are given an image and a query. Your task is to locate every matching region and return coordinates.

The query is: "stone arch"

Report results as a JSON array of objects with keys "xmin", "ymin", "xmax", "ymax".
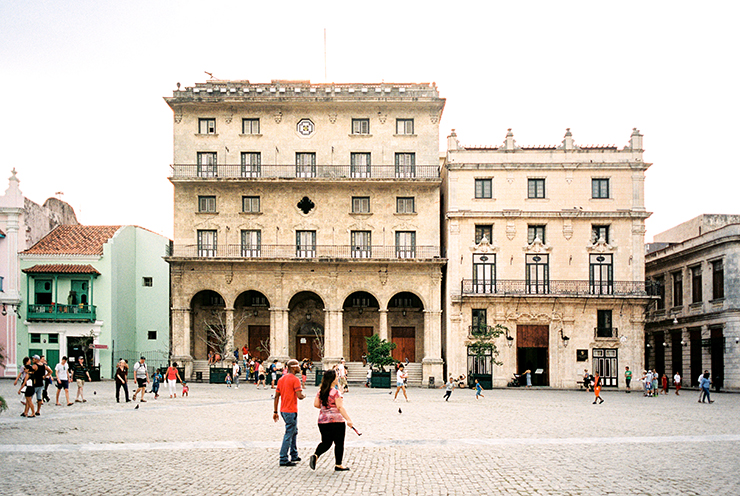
[
  {"xmin": 342, "ymin": 291, "xmax": 381, "ymax": 362},
  {"xmin": 234, "ymin": 290, "xmax": 271, "ymax": 360},
  {"xmin": 190, "ymin": 290, "xmax": 226, "ymax": 361},
  {"xmin": 387, "ymin": 291, "xmax": 425, "ymax": 363},
  {"xmin": 288, "ymin": 291, "xmax": 326, "ymax": 360}
]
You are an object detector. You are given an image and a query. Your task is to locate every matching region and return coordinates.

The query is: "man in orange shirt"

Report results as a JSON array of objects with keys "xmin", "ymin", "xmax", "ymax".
[{"xmin": 273, "ymin": 358, "xmax": 306, "ymax": 466}]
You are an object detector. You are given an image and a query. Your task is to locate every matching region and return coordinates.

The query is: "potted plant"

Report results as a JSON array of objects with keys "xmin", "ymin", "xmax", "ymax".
[{"xmin": 365, "ymin": 334, "xmax": 396, "ymax": 388}]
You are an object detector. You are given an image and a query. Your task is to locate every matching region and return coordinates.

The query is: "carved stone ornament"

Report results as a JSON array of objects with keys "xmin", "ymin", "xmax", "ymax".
[
  {"xmin": 225, "ymin": 107, "xmax": 234, "ymax": 124},
  {"xmin": 274, "ymin": 111, "xmax": 283, "ymax": 124},
  {"xmin": 506, "ymin": 221, "xmax": 516, "ymax": 240},
  {"xmin": 328, "ymin": 113, "xmax": 337, "ymax": 124},
  {"xmin": 524, "ymin": 237, "xmax": 552, "ymax": 253},
  {"xmin": 587, "ymin": 236, "xmax": 616, "ymax": 253},
  {"xmin": 379, "ymin": 266, "xmax": 388, "ymax": 286},
  {"xmin": 430, "ymin": 112, "xmax": 440, "ymax": 124},
  {"xmin": 469, "ymin": 235, "xmax": 499, "ymax": 253},
  {"xmin": 378, "ymin": 112, "xmax": 387, "ymax": 124},
  {"xmin": 225, "ymin": 271, "xmax": 233, "ymax": 285},
  {"xmin": 562, "ymin": 221, "xmax": 573, "ymax": 240},
  {"xmin": 174, "ymin": 108, "xmax": 183, "ymax": 124}
]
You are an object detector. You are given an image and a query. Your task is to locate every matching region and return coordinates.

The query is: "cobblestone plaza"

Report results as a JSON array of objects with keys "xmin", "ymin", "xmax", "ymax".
[{"xmin": 1, "ymin": 380, "xmax": 739, "ymax": 495}]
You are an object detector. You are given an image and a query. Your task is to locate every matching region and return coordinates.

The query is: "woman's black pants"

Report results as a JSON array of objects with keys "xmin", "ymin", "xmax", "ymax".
[{"xmin": 315, "ymin": 422, "xmax": 346, "ymax": 465}]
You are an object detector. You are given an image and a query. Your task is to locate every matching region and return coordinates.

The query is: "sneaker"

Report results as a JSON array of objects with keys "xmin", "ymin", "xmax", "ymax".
[
  {"xmin": 279, "ymin": 461, "xmax": 296, "ymax": 467},
  {"xmin": 140, "ymin": 399, "xmax": 147, "ymax": 403},
  {"xmin": 291, "ymin": 456, "xmax": 301, "ymax": 462},
  {"xmin": 309, "ymin": 454, "xmax": 317, "ymax": 470},
  {"xmin": 334, "ymin": 466, "xmax": 350, "ymax": 471}
]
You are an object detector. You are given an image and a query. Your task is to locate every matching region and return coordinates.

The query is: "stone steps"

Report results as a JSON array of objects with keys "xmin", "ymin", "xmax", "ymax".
[{"xmin": 345, "ymin": 362, "xmax": 423, "ymax": 387}]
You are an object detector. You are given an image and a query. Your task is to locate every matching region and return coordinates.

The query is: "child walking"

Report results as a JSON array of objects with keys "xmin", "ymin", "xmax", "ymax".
[
  {"xmin": 593, "ymin": 373, "xmax": 604, "ymax": 404},
  {"xmin": 225, "ymin": 374, "xmax": 232, "ymax": 388},
  {"xmin": 151, "ymin": 369, "xmax": 162, "ymax": 399},
  {"xmin": 442, "ymin": 376, "xmax": 454, "ymax": 401},
  {"xmin": 474, "ymin": 379, "xmax": 485, "ymax": 400},
  {"xmin": 181, "ymin": 382, "xmax": 189, "ymax": 397}
]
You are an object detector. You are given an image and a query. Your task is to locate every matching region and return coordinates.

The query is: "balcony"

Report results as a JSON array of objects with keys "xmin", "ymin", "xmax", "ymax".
[
  {"xmin": 27, "ymin": 303, "xmax": 96, "ymax": 322},
  {"xmin": 169, "ymin": 244, "xmax": 441, "ymax": 260},
  {"xmin": 594, "ymin": 327, "xmax": 619, "ymax": 339},
  {"xmin": 170, "ymin": 164, "xmax": 440, "ymax": 180},
  {"xmin": 461, "ymin": 279, "xmax": 654, "ymax": 297}
]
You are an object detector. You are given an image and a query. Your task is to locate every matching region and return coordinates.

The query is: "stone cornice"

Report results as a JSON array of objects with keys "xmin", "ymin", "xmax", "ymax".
[{"xmin": 446, "ymin": 210, "xmax": 651, "ymax": 220}]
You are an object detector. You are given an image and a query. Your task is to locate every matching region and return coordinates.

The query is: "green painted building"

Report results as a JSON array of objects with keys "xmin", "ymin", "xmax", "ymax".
[{"xmin": 17, "ymin": 225, "xmax": 171, "ymax": 378}]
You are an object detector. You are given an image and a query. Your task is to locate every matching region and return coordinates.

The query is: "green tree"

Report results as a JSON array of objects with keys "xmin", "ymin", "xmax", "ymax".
[
  {"xmin": 468, "ymin": 324, "xmax": 508, "ymax": 367},
  {"xmin": 364, "ymin": 334, "xmax": 396, "ymax": 372}
]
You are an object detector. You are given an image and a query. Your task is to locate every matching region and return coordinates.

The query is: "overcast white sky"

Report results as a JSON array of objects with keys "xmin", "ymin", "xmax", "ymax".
[{"xmin": 1, "ymin": 1, "xmax": 738, "ymax": 241}]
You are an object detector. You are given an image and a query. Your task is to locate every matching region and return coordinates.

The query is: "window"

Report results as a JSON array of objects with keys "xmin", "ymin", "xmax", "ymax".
[
  {"xmin": 528, "ymin": 178, "xmax": 545, "ymax": 199},
  {"xmin": 241, "ymin": 230, "xmax": 261, "ymax": 257},
  {"xmin": 396, "ymin": 197, "xmax": 415, "ymax": 214},
  {"xmin": 198, "ymin": 196, "xmax": 216, "ymax": 213},
  {"xmin": 591, "ymin": 225, "xmax": 610, "ymax": 244},
  {"xmin": 472, "ymin": 309, "xmax": 487, "ymax": 335},
  {"xmin": 197, "ymin": 230, "xmax": 217, "ymax": 257},
  {"xmin": 142, "ymin": 277, "xmax": 153, "ymax": 287},
  {"xmin": 712, "ymin": 260, "xmax": 724, "ymax": 300},
  {"xmin": 395, "ymin": 231, "xmax": 416, "ymax": 259},
  {"xmin": 296, "ymin": 153, "xmax": 316, "ymax": 178},
  {"xmin": 147, "ymin": 331, "xmax": 157, "ymax": 340},
  {"xmin": 527, "ymin": 225, "xmax": 546, "ymax": 244},
  {"xmin": 48, "ymin": 333, "xmax": 59, "ymax": 344},
  {"xmin": 672, "ymin": 271, "xmax": 683, "ymax": 307},
  {"xmin": 592, "ymin": 178, "xmax": 610, "ymax": 199},
  {"xmin": 242, "ymin": 196, "xmax": 260, "ymax": 213},
  {"xmin": 198, "ymin": 118, "xmax": 216, "ymax": 134},
  {"xmin": 590, "ymin": 254, "xmax": 614, "ymax": 295},
  {"xmin": 242, "ymin": 118, "xmax": 260, "ymax": 134},
  {"xmin": 351, "ymin": 196, "xmax": 370, "ymax": 214},
  {"xmin": 241, "ymin": 152, "xmax": 261, "ymax": 177},
  {"xmin": 596, "ymin": 310, "xmax": 613, "ymax": 338},
  {"xmin": 31, "ymin": 334, "xmax": 41, "ymax": 344},
  {"xmin": 350, "ymin": 153, "xmax": 371, "ymax": 178},
  {"xmin": 691, "ymin": 265, "xmax": 702, "ymax": 303},
  {"xmin": 197, "ymin": 152, "xmax": 217, "ymax": 177},
  {"xmin": 351, "ymin": 231, "xmax": 372, "ymax": 258},
  {"xmin": 351, "ymin": 118, "xmax": 370, "ymax": 135},
  {"xmin": 34, "ymin": 279, "xmax": 52, "ymax": 305},
  {"xmin": 472, "ymin": 253, "xmax": 496, "ymax": 294},
  {"xmin": 475, "ymin": 225, "xmax": 492, "ymax": 244},
  {"xmin": 475, "ymin": 179, "xmax": 492, "ymax": 199},
  {"xmin": 296, "ymin": 230, "xmax": 316, "ymax": 258},
  {"xmin": 396, "ymin": 119, "xmax": 414, "ymax": 135},
  {"xmin": 395, "ymin": 153, "xmax": 415, "ymax": 178},
  {"xmin": 525, "ymin": 254, "xmax": 549, "ymax": 294},
  {"xmin": 655, "ymin": 275, "xmax": 665, "ymax": 310}
]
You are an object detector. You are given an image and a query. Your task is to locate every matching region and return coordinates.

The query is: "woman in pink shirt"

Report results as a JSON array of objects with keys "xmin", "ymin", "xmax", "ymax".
[
  {"xmin": 166, "ymin": 362, "xmax": 182, "ymax": 398},
  {"xmin": 309, "ymin": 369, "xmax": 353, "ymax": 472}
]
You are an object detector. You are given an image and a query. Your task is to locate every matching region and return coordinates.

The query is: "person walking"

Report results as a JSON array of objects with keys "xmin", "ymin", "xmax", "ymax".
[
  {"xmin": 394, "ymin": 364, "xmax": 408, "ymax": 402},
  {"xmin": 132, "ymin": 356, "xmax": 148, "ymax": 403},
  {"xmin": 21, "ymin": 362, "xmax": 36, "ymax": 418},
  {"xmin": 151, "ymin": 368, "xmax": 163, "ymax": 399},
  {"xmin": 661, "ymin": 373, "xmax": 669, "ymax": 395},
  {"xmin": 592, "ymin": 373, "xmax": 604, "ymax": 404},
  {"xmin": 272, "ymin": 359, "xmax": 305, "ymax": 467},
  {"xmin": 698, "ymin": 371, "xmax": 707, "ymax": 402},
  {"xmin": 624, "ymin": 366, "xmax": 632, "ymax": 393},
  {"xmin": 165, "ymin": 362, "xmax": 182, "ymax": 398},
  {"xmin": 71, "ymin": 356, "xmax": 91, "ymax": 403},
  {"xmin": 31, "ymin": 355, "xmax": 51, "ymax": 415},
  {"xmin": 651, "ymin": 369, "xmax": 659, "ymax": 398},
  {"xmin": 40, "ymin": 356, "xmax": 53, "ymax": 403},
  {"xmin": 257, "ymin": 361, "xmax": 267, "ymax": 389},
  {"xmin": 474, "ymin": 379, "xmax": 485, "ymax": 400},
  {"xmin": 699, "ymin": 372, "xmax": 713, "ymax": 403},
  {"xmin": 309, "ymin": 369, "xmax": 353, "ymax": 472},
  {"xmin": 523, "ymin": 369, "xmax": 532, "ymax": 388},
  {"xmin": 232, "ymin": 360, "xmax": 241, "ymax": 389},
  {"xmin": 442, "ymin": 376, "xmax": 454, "ymax": 401},
  {"xmin": 337, "ymin": 359, "xmax": 348, "ymax": 393},
  {"xmin": 270, "ymin": 360, "xmax": 278, "ymax": 389},
  {"xmin": 114, "ymin": 359, "xmax": 130, "ymax": 403},
  {"xmin": 674, "ymin": 371, "xmax": 682, "ymax": 395},
  {"xmin": 55, "ymin": 356, "xmax": 73, "ymax": 406}
]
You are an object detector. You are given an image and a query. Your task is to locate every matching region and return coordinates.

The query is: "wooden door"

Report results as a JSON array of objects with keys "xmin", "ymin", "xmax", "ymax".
[
  {"xmin": 249, "ymin": 325, "xmax": 270, "ymax": 361},
  {"xmin": 391, "ymin": 327, "xmax": 415, "ymax": 362},
  {"xmin": 296, "ymin": 335, "xmax": 321, "ymax": 362},
  {"xmin": 350, "ymin": 327, "xmax": 373, "ymax": 362},
  {"xmin": 516, "ymin": 325, "xmax": 549, "ymax": 386}
]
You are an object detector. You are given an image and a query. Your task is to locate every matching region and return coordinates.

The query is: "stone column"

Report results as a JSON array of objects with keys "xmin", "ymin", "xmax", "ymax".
[
  {"xmin": 269, "ymin": 307, "xmax": 289, "ymax": 361},
  {"xmin": 225, "ymin": 308, "xmax": 235, "ymax": 358},
  {"xmin": 378, "ymin": 308, "xmax": 388, "ymax": 341},
  {"xmin": 171, "ymin": 307, "xmax": 192, "ymax": 377},
  {"xmin": 422, "ymin": 309, "xmax": 444, "ymax": 386},
  {"xmin": 324, "ymin": 308, "xmax": 344, "ymax": 366}
]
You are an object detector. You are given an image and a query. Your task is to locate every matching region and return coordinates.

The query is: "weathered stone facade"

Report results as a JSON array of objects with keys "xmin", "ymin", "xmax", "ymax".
[
  {"xmin": 441, "ymin": 128, "xmax": 653, "ymax": 388},
  {"xmin": 166, "ymin": 81, "xmax": 445, "ymax": 383},
  {"xmin": 645, "ymin": 216, "xmax": 740, "ymax": 390}
]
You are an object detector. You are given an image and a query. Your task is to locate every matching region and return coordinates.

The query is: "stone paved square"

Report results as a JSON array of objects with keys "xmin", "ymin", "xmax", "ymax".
[{"xmin": 1, "ymin": 380, "xmax": 739, "ymax": 495}]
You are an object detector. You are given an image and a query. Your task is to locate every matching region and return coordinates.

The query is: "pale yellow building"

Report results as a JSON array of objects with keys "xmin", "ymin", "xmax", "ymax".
[
  {"xmin": 165, "ymin": 80, "xmax": 445, "ymax": 384},
  {"xmin": 442, "ymin": 128, "xmax": 653, "ymax": 388}
]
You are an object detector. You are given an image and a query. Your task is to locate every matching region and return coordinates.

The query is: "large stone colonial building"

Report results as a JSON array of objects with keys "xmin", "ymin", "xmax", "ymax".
[
  {"xmin": 441, "ymin": 128, "xmax": 654, "ymax": 388},
  {"xmin": 165, "ymin": 80, "xmax": 446, "ymax": 383},
  {"xmin": 645, "ymin": 215, "xmax": 740, "ymax": 390}
]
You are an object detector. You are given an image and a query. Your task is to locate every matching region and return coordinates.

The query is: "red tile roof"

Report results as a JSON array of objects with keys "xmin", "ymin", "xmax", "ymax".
[
  {"xmin": 22, "ymin": 225, "xmax": 122, "ymax": 255},
  {"xmin": 22, "ymin": 264, "xmax": 101, "ymax": 275}
]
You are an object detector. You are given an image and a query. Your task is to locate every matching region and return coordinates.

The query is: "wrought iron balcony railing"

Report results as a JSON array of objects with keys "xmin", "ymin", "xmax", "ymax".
[
  {"xmin": 594, "ymin": 327, "xmax": 619, "ymax": 339},
  {"xmin": 461, "ymin": 279, "xmax": 653, "ymax": 297},
  {"xmin": 27, "ymin": 303, "xmax": 97, "ymax": 322},
  {"xmin": 169, "ymin": 244, "xmax": 440, "ymax": 260},
  {"xmin": 170, "ymin": 164, "xmax": 440, "ymax": 180}
]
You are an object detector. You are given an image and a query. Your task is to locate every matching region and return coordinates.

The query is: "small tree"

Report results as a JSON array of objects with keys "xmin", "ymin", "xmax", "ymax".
[
  {"xmin": 311, "ymin": 324, "xmax": 325, "ymax": 362},
  {"xmin": 365, "ymin": 334, "xmax": 397, "ymax": 372},
  {"xmin": 257, "ymin": 337, "xmax": 271, "ymax": 361},
  {"xmin": 468, "ymin": 323, "xmax": 508, "ymax": 367}
]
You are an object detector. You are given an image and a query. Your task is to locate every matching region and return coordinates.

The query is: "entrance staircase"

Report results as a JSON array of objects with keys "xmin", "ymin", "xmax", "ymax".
[
  {"xmin": 345, "ymin": 361, "xmax": 422, "ymax": 387},
  {"xmin": 192, "ymin": 360, "xmax": 210, "ymax": 382}
]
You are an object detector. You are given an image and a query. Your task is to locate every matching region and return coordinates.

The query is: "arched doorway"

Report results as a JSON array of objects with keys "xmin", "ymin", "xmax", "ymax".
[
  {"xmin": 190, "ymin": 290, "xmax": 226, "ymax": 360},
  {"xmin": 388, "ymin": 292, "xmax": 424, "ymax": 362},
  {"xmin": 289, "ymin": 292, "xmax": 325, "ymax": 361},
  {"xmin": 343, "ymin": 291, "xmax": 379, "ymax": 361},
  {"xmin": 234, "ymin": 290, "xmax": 270, "ymax": 361}
]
